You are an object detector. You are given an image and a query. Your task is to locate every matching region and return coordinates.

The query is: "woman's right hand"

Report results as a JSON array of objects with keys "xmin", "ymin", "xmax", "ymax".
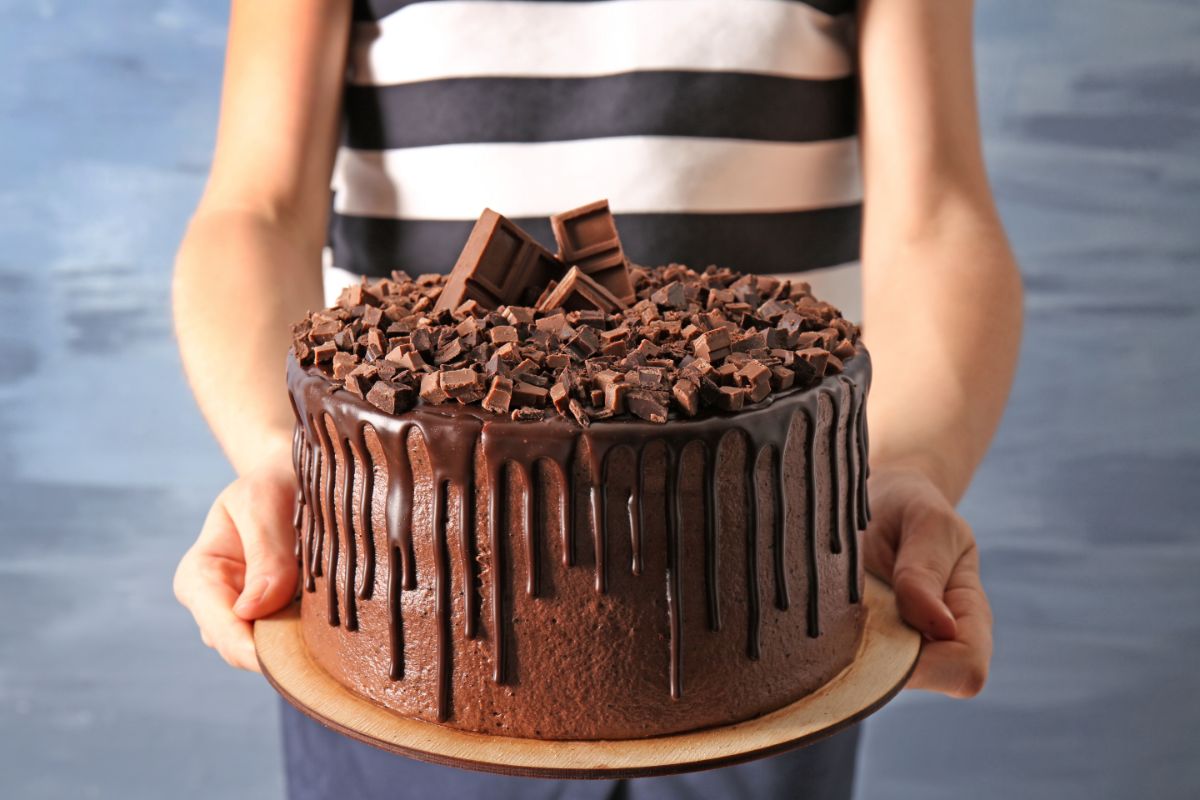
[{"xmin": 174, "ymin": 445, "xmax": 299, "ymax": 671}]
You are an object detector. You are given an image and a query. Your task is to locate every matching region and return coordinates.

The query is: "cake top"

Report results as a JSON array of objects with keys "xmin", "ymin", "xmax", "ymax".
[{"xmin": 291, "ymin": 201, "xmax": 861, "ymax": 425}]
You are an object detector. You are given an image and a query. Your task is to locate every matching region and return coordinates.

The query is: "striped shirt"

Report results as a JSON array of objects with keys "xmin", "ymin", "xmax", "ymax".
[{"xmin": 329, "ymin": 0, "xmax": 862, "ymax": 314}]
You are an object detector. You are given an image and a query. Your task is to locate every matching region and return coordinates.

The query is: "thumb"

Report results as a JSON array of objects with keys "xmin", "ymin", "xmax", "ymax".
[
  {"xmin": 891, "ymin": 503, "xmax": 969, "ymax": 641},
  {"xmin": 229, "ymin": 480, "xmax": 299, "ymax": 620}
]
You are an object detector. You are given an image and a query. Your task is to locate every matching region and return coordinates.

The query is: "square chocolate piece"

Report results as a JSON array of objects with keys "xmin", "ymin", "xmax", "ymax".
[
  {"xmin": 536, "ymin": 266, "xmax": 627, "ymax": 314},
  {"xmin": 549, "ymin": 199, "xmax": 636, "ymax": 306},
  {"xmin": 435, "ymin": 209, "xmax": 563, "ymax": 313}
]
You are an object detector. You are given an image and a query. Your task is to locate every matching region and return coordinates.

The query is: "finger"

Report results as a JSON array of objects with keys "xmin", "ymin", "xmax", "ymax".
[
  {"xmin": 227, "ymin": 479, "xmax": 300, "ymax": 621},
  {"xmin": 891, "ymin": 507, "xmax": 971, "ymax": 640},
  {"xmin": 908, "ymin": 552, "xmax": 993, "ymax": 697},
  {"xmin": 176, "ymin": 505, "xmax": 261, "ymax": 671},
  {"xmin": 193, "ymin": 579, "xmax": 261, "ymax": 671}
]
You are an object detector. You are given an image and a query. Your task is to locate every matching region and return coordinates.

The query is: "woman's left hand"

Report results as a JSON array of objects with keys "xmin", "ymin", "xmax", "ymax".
[{"xmin": 863, "ymin": 464, "xmax": 994, "ymax": 698}]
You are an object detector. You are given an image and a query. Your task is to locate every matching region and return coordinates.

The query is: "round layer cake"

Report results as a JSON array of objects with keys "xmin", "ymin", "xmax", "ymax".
[{"xmin": 287, "ymin": 262, "xmax": 870, "ymax": 740}]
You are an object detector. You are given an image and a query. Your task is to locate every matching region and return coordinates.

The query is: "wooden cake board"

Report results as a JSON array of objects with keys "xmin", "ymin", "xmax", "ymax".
[{"xmin": 256, "ymin": 574, "xmax": 920, "ymax": 780}]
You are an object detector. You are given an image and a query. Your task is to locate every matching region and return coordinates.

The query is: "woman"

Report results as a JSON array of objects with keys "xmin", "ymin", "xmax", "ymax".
[{"xmin": 172, "ymin": 1, "xmax": 1021, "ymax": 797}]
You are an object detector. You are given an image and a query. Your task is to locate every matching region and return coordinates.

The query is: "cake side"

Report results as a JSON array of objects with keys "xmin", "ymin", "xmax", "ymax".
[{"xmin": 288, "ymin": 348, "xmax": 870, "ymax": 740}]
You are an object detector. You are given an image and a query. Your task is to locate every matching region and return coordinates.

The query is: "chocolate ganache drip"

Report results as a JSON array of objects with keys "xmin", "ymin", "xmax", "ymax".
[
  {"xmin": 289, "ymin": 352, "xmax": 869, "ymax": 719},
  {"xmin": 287, "ymin": 204, "xmax": 871, "ymax": 723}
]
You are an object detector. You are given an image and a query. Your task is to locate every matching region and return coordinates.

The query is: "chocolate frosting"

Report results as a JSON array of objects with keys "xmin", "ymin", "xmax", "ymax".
[{"xmin": 288, "ymin": 348, "xmax": 870, "ymax": 736}]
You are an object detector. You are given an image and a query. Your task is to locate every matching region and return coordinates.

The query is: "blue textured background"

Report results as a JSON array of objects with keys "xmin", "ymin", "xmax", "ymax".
[{"xmin": 1, "ymin": 1, "xmax": 1197, "ymax": 798}]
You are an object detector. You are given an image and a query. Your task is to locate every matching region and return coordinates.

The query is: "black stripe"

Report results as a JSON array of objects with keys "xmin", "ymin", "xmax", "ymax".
[
  {"xmin": 329, "ymin": 206, "xmax": 861, "ymax": 276},
  {"xmin": 354, "ymin": 0, "xmax": 855, "ymax": 24},
  {"xmin": 344, "ymin": 73, "xmax": 856, "ymax": 149}
]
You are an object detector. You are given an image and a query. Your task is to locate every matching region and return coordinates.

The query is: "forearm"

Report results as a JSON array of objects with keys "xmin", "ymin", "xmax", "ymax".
[
  {"xmin": 862, "ymin": 199, "xmax": 1023, "ymax": 503},
  {"xmin": 173, "ymin": 209, "xmax": 324, "ymax": 474}
]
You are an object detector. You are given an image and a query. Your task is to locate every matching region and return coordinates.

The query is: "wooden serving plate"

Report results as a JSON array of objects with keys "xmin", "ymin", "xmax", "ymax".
[{"xmin": 256, "ymin": 574, "xmax": 919, "ymax": 779}]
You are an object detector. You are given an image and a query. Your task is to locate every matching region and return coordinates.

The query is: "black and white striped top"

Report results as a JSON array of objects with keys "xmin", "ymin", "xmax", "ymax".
[{"xmin": 330, "ymin": 0, "xmax": 861, "ymax": 288}]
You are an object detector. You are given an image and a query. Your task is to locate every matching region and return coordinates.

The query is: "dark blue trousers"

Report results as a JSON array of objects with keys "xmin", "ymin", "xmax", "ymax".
[{"xmin": 281, "ymin": 702, "xmax": 860, "ymax": 800}]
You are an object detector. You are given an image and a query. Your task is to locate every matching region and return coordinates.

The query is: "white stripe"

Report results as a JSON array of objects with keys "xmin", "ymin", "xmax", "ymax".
[
  {"xmin": 350, "ymin": 0, "xmax": 855, "ymax": 86},
  {"xmin": 332, "ymin": 137, "xmax": 862, "ymax": 219}
]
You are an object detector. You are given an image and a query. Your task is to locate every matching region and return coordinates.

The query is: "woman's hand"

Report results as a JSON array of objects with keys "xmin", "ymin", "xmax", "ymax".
[
  {"xmin": 174, "ymin": 445, "xmax": 299, "ymax": 671},
  {"xmin": 863, "ymin": 464, "xmax": 994, "ymax": 698}
]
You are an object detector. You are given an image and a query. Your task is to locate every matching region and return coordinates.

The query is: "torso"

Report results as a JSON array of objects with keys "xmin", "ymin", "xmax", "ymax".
[{"xmin": 330, "ymin": 0, "xmax": 862, "ymax": 311}]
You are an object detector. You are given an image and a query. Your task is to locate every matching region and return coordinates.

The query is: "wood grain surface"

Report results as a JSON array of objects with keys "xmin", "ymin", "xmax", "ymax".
[{"xmin": 255, "ymin": 574, "xmax": 919, "ymax": 779}]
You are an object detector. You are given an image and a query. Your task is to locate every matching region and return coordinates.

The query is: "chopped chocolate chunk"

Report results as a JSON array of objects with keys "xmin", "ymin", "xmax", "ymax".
[
  {"xmin": 599, "ymin": 338, "xmax": 628, "ymax": 357},
  {"xmin": 816, "ymin": 328, "xmax": 839, "ymax": 349},
  {"xmin": 693, "ymin": 328, "xmax": 732, "ymax": 362},
  {"xmin": 549, "ymin": 381, "xmax": 571, "ymax": 413},
  {"xmin": 567, "ymin": 325, "xmax": 601, "ymax": 358},
  {"xmin": 344, "ymin": 373, "xmax": 368, "ymax": 398},
  {"xmin": 420, "ymin": 372, "xmax": 448, "ymax": 404},
  {"xmin": 604, "ymin": 381, "xmax": 629, "ymax": 414},
  {"xmin": 294, "ymin": 246, "xmax": 860, "ymax": 421},
  {"xmin": 366, "ymin": 381, "xmax": 413, "ymax": 414},
  {"xmin": 331, "ymin": 351, "xmax": 358, "ymax": 379},
  {"xmin": 482, "ymin": 375, "xmax": 514, "ymax": 414},
  {"xmin": 736, "ymin": 359, "xmax": 772, "ymax": 403},
  {"xmin": 512, "ymin": 381, "xmax": 548, "ymax": 407},
  {"xmin": 435, "ymin": 209, "xmax": 563, "ymax": 313},
  {"xmin": 697, "ymin": 374, "xmax": 722, "ymax": 404},
  {"xmin": 732, "ymin": 330, "xmax": 766, "ymax": 353},
  {"xmin": 455, "ymin": 316, "xmax": 482, "ymax": 339},
  {"xmin": 440, "ymin": 368, "xmax": 480, "ymax": 398},
  {"xmin": 333, "ymin": 327, "xmax": 357, "ymax": 352},
  {"xmin": 411, "ymin": 328, "xmax": 435, "ymax": 354},
  {"xmin": 435, "ymin": 337, "xmax": 465, "ymax": 364},
  {"xmin": 336, "ymin": 283, "xmax": 368, "ymax": 309},
  {"xmin": 650, "ymin": 281, "xmax": 687, "ymax": 310},
  {"xmin": 672, "ymin": 379, "xmax": 699, "ymax": 416},
  {"xmin": 795, "ymin": 347, "xmax": 830, "ymax": 378},
  {"xmin": 312, "ymin": 342, "xmax": 337, "ymax": 363},
  {"xmin": 308, "ymin": 318, "xmax": 341, "ymax": 342},
  {"xmin": 361, "ymin": 305, "xmax": 384, "ymax": 328},
  {"xmin": 536, "ymin": 266, "xmax": 627, "ymax": 314},
  {"xmin": 636, "ymin": 367, "xmax": 666, "ymax": 388},
  {"xmin": 384, "ymin": 345, "xmax": 427, "ymax": 372},
  {"xmin": 567, "ymin": 398, "xmax": 591, "ymax": 428},
  {"xmin": 511, "ymin": 407, "xmax": 545, "ymax": 422},
  {"xmin": 510, "ymin": 358, "xmax": 539, "ymax": 379},
  {"xmin": 770, "ymin": 366, "xmax": 795, "ymax": 392},
  {"xmin": 626, "ymin": 389, "xmax": 668, "ymax": 423},
  {"xmin": 488, "ymin": 325, "xmax": 519, "ymax": 344},
  {"xmin": 569, "ymin": 309, "xmax": 608, "ymax": 329},
  {"xmin": 365, "ymin": 327, "xmax": 387, "ymax": 355},
  {"xmin": 549, "ymin": 199, "xmax": 636, "ymax": 305},
  {"xmin": 534, "ymin": 312, "xmax": 572, "ymax": 336},
  {"xmin": 716, "ymin": 386, "xmax": 746, "ymax": 411},
  {"xmin": 503, "ymin": 305, "xmax": 536, "ymax": 325}
]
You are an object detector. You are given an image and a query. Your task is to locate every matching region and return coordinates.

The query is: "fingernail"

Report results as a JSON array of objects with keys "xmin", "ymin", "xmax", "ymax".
[
  {"xmin": 929, "ymin": 609, "xmax": 957, "ymax": 640},
  {"xmin": 236, "ymin": 578, "xmax": 270, "ymax": 613},
  {"xmin": 243, "ymin": 638, "xmax": 260, "ymax": 671}
]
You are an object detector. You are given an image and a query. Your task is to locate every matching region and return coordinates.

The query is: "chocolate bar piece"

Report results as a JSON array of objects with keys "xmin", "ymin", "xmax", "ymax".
[
  {"xmin": 550, "ymin": 199, "xmax": 636, "ymax": 306},
  {"xmin": 435, "ymin": 209, "xmax": 563, "ymax": 313},
  {"xmin": 535, "ymin": 266, "xmax": 627, "ymax": 314}
]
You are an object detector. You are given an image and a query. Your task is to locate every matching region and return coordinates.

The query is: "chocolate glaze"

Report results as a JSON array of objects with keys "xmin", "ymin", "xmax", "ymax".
[{"xmin": 289, "ymin": 349, "xmax": 871, "ymax": 734}]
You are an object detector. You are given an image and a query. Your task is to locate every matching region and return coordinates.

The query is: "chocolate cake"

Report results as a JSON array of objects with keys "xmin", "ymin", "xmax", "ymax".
[{"xmin": 287, "ymin": 203, "xmax": 871, "ymax": 740}]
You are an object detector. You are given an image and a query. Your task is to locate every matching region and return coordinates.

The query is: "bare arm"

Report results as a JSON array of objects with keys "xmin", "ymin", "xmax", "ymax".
[
  {"xmin": 172, "ymin": 0, "xmax": 351, "ymax": 670},
  {"xmin": 856, "ymin": 0, "xmax": 1021, "ymax": 697},
  {"xmin": 174, "ymin": 0, "xmax": 350, "ymax": 475},
  {"xmin": 859, "ymin": 0, "xmax": 1023, "ymax": 502}
]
